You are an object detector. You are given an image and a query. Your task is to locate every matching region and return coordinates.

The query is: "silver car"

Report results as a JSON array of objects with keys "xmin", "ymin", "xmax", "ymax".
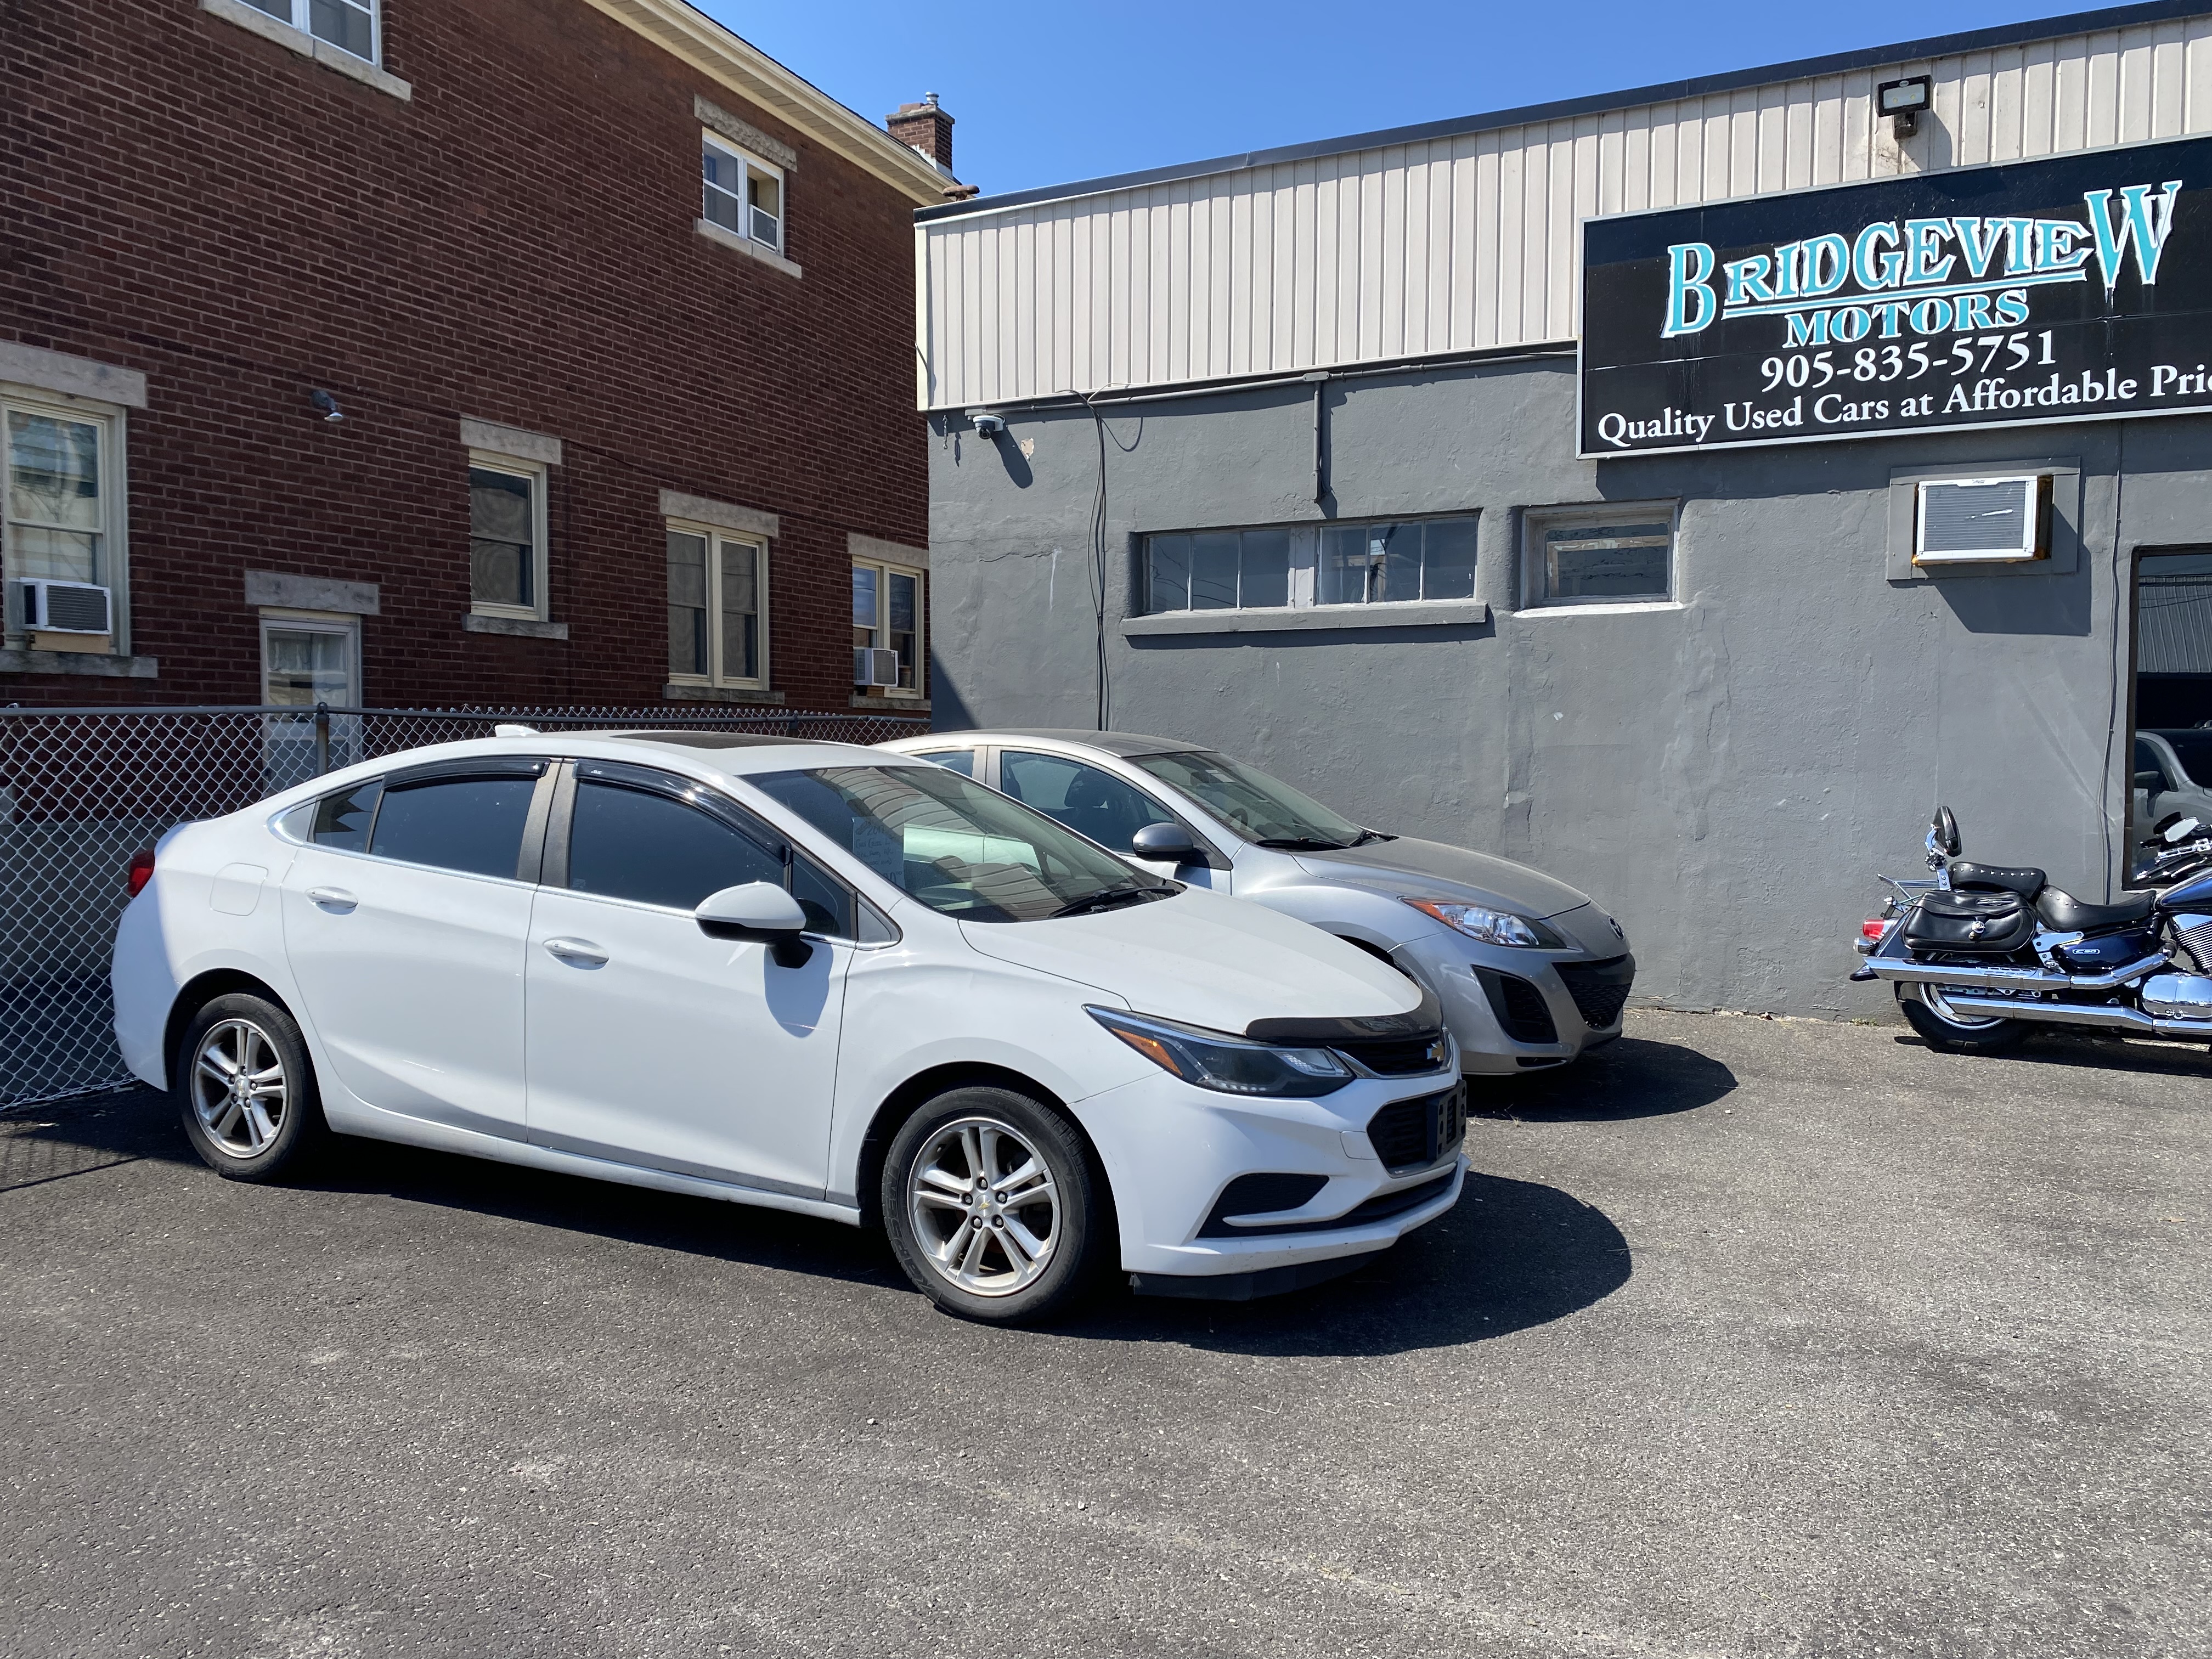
[{"xmin": 878, "ymin": 730, "xmax": 1633, "ymax": 1075}]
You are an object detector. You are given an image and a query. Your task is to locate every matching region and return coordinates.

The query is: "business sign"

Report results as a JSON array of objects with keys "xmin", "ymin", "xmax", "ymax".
[{"xmin": 1579, "ymin": 133, "xmax": 2212, "ymax": 455}]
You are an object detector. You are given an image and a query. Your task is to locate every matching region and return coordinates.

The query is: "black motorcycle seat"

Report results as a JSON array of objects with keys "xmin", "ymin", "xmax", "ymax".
[
  {"xmin": 2035, "ymin": 887, "xmax": 2154, "ymax": 932},
  {"xmin": 1948, "ymin": 861, "xmax": 2047, "ymax": 898}
]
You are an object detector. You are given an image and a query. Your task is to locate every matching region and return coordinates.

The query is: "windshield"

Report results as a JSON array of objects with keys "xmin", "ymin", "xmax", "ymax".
[
  {"xmin": 1129, "ymin": 749, "xmax": 1367, "ymax": 848},
  {"xmin": 752, "ymin": 764, "xmax": 1164, "ymax": 922}
]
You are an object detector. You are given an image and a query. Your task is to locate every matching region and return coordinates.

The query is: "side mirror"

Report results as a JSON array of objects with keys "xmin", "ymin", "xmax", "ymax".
[
  {"xmin": 1130, "ymin": 821, "xmax": 1200, "ymax": 864},
  {"xmin": 2136, "ymin": 770, "xmax": 2165, "ymax": 791},
  {"xmin": 695, "ymin": 882, "xmax": 813, "ymax": 968}
]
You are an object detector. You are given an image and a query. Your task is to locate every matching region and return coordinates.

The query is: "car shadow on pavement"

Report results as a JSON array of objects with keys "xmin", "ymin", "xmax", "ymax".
[
  {"xmin": 1469, "ymin": 1034, "xmax": 1737, "ymax": 1122},
  {"xmin": 1060, "ymin": 1170, "xmax": 1631, "ymax": 1358},
  {"xmin": 8, "ymin": 1088, "xmax": 1632, "ymax": 1355}
]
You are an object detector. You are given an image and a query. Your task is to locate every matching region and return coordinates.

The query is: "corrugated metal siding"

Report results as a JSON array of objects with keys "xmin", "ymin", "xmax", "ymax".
[{"xmin": 919, "ymin": 14, "xmax": 2212, "ymax": 408}]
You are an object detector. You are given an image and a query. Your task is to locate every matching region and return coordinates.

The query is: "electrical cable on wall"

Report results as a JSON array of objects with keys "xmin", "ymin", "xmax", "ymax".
[
  {"xmin": 2104, "ymin": 425, "xmax": 2128, "ymax": 896},
  {"xmin": 1072, "ymin": 390, "xmax": 1137, "ymax": 732}
]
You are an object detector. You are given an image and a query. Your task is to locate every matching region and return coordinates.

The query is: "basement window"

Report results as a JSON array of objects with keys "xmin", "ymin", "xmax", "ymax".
[{"xmin": 1143, "ymin": 515, "xmax": 1478, "ymax": 614}]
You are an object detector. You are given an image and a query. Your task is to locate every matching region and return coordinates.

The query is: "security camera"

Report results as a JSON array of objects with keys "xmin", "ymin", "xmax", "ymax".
[{"xmin": 970, "ymin": 411, "xmax": 1007, "ymax": 439}]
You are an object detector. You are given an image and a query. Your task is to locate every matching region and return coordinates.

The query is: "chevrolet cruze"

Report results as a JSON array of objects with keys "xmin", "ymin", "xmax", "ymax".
[{"xmin": 112, "ymin": 731, "xmax": 1469, "ymax": 1321}]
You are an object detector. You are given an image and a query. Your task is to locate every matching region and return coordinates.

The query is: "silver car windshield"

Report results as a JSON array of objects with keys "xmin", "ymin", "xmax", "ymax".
[
  {"xmin": 1130, "ymin": 749, "xmax": 1367, "ymax": 849},
  {"xmin": 752, "ymin": 765, "xmax": 1171, "ymax": 923}
]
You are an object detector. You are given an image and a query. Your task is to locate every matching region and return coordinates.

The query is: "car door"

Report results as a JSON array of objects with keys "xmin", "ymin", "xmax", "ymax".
[
  {"xmin": 996, "ymin": 748, "xmax": 1224, "ymax": 887},
  {"xmin": 279, "ymin": 756, "xmax": 550, "ymax": 1138},
  {"xmin": 522, "ymin": 758, "xmax": 854, "ymax": 1196}
]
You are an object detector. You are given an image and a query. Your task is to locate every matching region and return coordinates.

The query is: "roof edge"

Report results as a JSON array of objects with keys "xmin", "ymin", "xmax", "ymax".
[
  {"xmin": 577, "ymin": 0, "xmax": 958, "ymax": 206},
  {"xmin": 916, "ymin": 0, "xmax": 2211, "ymax": 223}
]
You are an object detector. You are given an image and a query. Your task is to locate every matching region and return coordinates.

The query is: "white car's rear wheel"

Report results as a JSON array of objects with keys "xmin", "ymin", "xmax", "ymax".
[
  {"xmin": 176, "ymin": 993, "xmax": 328, "ymax": 1181},
  {"xmin": 882, "ymin": 1086, "xmax": 1107, "ymax": 1323}
]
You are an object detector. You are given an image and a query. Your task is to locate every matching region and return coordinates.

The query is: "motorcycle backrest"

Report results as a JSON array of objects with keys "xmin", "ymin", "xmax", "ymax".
[{"xmin": 1931, "ymin": 805, "xmax": 1961, "ymax": 857}]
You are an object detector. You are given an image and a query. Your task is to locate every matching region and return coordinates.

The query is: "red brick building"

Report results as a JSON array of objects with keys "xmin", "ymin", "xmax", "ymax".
[{"xmin": 1, "ymin": 0, "xmax": 961, "ymax": 713}]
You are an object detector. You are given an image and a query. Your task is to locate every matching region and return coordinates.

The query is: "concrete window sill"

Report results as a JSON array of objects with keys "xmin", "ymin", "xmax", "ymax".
[
  {"xmin": 200, "ymin": 0, "xmax": 414, "ymax": 100},
  {"xmin": 1511, "ymin": 601, "xmax": 1684, "ymax": 620},
  {"xmin": 695, "ymin": 219, "xmax": 803, "ymax": 279},
  {"xmin": 1122, "ymin": 599, "xmax": 1489, "ymax": 637},
  {"xmin": 851, "ymin": 695, "xmax": 928, "ymax": 712},
  {"xmin": 0, "ymin": 649, "xmax": 159, "ymax": 678},
  {"xmin": 662, "ymin": 683, "xmax": 786, "ymax": 705},
  {"xmin": 464, "ymin": 614, "xmax": 569, "ymax": 640}
]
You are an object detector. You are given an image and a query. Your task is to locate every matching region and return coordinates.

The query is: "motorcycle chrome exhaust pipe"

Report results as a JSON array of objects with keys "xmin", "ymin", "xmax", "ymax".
[
  {"xmin": 1863, "ymin": 945, "xmax": 2166, "ymax": 994},
  {"xmin": 1918, "ymin": 990, "xmax": 2212, "ymax": 1040}
]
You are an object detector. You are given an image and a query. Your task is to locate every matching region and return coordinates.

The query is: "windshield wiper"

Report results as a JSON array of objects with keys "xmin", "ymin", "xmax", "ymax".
[
  {"xmin": 1350, "ymin": 828, "xmax": 1397, "ymax": 846},
  {"xmin": 1251, "ymin": 836, "xmax": 1357, "ymax": 851},
  {"xmin": 1046, "ymin": 883, "xmax": 1173, "ymax": 919}
]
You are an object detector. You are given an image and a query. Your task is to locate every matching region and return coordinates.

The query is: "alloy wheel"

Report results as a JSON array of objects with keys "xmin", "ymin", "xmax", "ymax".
[
  {"xmin": 190, "ymin": 1018, "xmax": 289, "ymax": 1157},
  {"xmin": 905, "ymin": 1116, "xmax": 1060, "ymax": 1296}
]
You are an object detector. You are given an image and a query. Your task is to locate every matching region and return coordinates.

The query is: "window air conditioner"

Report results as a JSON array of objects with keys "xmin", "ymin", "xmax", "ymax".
[
  {"xmin": 854, "ymin": 647, "xmax": 901, "ymax": 689},
  {"xmin": 10, "ymin": 578, "xmax": 114, "ymax": 635},
  {"xmin": 1914, "ymin": 475, "xmax": 2051, "ymax": 564}
]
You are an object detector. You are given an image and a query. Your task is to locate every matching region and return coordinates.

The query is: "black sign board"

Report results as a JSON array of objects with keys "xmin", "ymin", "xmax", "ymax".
[{"xmin": 1579, "ymin": 133, "xmax": 2212, "ymax": 455}]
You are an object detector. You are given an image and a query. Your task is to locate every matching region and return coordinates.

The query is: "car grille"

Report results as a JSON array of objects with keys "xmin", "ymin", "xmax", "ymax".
[
  {"xmin": 1555, "ymin": 955, "xmax": 1634, "ymax": 1029},
  {"xmin": 1364, "ymin": 1084, "xmax": 1468, "ymax": 1172},
  {"xmin": 1333, "ymin": 1032, "xmax": 1451, "ymax": 1076},
  {"xmin": 1473, "ymin": 969, "xmax": 1558, "ymax": 1045}
]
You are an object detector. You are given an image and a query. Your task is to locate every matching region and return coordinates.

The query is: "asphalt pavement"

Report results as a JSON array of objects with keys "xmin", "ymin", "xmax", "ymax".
[{"xmin": 3, "ymin": 1011, "xmax": 2207, "ymax": 1658}]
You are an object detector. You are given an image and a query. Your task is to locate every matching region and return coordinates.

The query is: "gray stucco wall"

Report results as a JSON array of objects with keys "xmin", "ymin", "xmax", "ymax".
[{"xmin": 925, "ymin": 358, "xmax": 2212, "ymax": 1019}]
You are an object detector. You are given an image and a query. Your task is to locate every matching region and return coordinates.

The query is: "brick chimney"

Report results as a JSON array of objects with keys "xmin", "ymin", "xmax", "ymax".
[{"xmin": 888, "ymin": 92, "xmax": 955, "ymax": 169}]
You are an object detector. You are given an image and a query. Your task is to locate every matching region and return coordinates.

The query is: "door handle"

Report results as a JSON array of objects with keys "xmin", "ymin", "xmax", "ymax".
[
  {"xmin": 305, "ymin": 888, "xmax": 357, "ymax": 913},
  {"xmin": 544, "ymin": 937, "xmax": 609, "ymax": 968}
]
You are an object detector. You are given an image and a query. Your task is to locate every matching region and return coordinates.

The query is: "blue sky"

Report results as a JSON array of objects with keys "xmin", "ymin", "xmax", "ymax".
[{"xmin": 701, "ymin": 1, "xmax": 2042, "ymax": 197}]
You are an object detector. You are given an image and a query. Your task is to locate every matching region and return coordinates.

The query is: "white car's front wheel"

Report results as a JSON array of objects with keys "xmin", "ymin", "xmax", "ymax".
[{"xmin": 882, "ymin": 1087, "xmax": 1108, "ymax": 1323}]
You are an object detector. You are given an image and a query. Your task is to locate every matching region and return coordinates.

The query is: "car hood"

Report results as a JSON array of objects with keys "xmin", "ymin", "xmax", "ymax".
[
  {"xmin": 1291, "ymin": 836, "xmax": 1592, "ymax": 918},
  {"xmin": 957, "ymin": 885, "xmax": 1421, "ymax": 1034}
]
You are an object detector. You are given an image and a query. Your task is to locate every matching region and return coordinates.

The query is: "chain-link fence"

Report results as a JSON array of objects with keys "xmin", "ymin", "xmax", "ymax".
[{"xmin": 0, "ymin": 703, "xmax": 926, "ymax": 1111}]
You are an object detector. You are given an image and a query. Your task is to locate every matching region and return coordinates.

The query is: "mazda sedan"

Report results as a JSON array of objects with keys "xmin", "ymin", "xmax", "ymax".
[
  {"xmin": 113, "ymin": 731, "xmax": 1469, "ymax": 1321},
  {"xmin": 882, "ymin": 730, "xmax": 1634, "ymax": 1074}
]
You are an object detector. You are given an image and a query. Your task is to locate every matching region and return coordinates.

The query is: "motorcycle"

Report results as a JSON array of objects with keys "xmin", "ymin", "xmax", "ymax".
[{"xmin": 1851, "ymin": 806, "xmax": 2212, "ymax": 1053}]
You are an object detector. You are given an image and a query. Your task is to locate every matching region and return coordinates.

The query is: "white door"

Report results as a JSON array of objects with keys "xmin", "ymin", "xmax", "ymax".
[
  {"xmin": 279, "ymin": 759, "xmax": 547, "ymax": 1137},
  {"xmin": 522, "ymin": 760, "xmax": 851, "ymax": 1196}
]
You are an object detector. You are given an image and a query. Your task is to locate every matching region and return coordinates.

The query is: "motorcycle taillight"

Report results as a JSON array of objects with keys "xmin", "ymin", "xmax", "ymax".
[{"xmin": 1860, "ymin": 918, "xmax": 1888, "ymax": 940}]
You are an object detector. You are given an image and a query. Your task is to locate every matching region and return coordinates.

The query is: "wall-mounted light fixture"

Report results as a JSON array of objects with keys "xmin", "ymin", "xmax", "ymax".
[
  {"xmin": 309, "ymin": 389, "xmax": 345, "ymax": 422},
  {"xmin": 1876, "ymin": 75, "xmax": 1932, "ymax": 139}
]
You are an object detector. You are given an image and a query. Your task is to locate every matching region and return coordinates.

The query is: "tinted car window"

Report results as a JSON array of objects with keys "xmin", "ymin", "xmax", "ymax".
[
  {"xmin": 568, "ymin": 780, "xmax": 783, "ymax": 910},
  {"xmin": 370, "ymin": 776, "xmax": 538, "ymax": 878},
  {"xmin": 915, "ymin": 749, "xmax": 975, "ymax": 778},
  {"xmin": 311, "ymin": 780, "xmax": 381, "ymax": 851},
  {"xmin": 1000, "ymin": 751, "xmax": 1170, "ymax": 853},
  {"xmin": 2151, "ymin": 729, "xmax": 2212, "ymax": 787},
  {"xmin": 790, "ymin": 851, "xmax": 855, "ymax": 938}
]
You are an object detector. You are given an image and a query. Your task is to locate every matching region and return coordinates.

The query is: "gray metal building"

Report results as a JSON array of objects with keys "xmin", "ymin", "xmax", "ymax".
[{"xmin": 913, "ymin": 3, "xmax": 2212, "ymax": 1018}]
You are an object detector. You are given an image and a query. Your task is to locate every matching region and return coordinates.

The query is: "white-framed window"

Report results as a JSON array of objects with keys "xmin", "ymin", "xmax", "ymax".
[
  {"xmin": 469, "ymin": 454, "xmax": 549, "ymax": 620},
  {"xmin": 1521, "ymin": 503, "xmax": 1677, "ymax": 608},
  {"xmin": 702, "ymin": 132, "xmax": 784, "ymax": 253},
  {"xmin": 241, "ymin": 0, "xmax": 377, "ymax": 61},
  {"xmin": 3, "ymin": 390, "xmax": 126, "ymax": 654},
  {"xmin": 1142, "ymin": 514, "xmax": 1477, "ymax": 615},
  {"xmin": 852, "ymin": 559, "xmax": 923, "ymax": 695},
  {"xmin": 667, "ymin": 522, "xmax": 769, "ymax": 690}
]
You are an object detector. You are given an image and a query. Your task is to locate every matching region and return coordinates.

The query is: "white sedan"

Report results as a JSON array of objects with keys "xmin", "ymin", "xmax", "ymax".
[{"xmin": 112, "ymin": 731, "xmax": 1469, "ymax": 1321}]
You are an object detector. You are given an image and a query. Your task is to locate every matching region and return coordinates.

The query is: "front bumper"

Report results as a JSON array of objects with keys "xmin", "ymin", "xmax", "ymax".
[
  {"xmin": 1395, "ymin": 933, "xmax": 1635, "ymax": 1075},
  {"xmin": 1070, "ymin": 1068, "xmax": 1469, "ymax": 1282}
]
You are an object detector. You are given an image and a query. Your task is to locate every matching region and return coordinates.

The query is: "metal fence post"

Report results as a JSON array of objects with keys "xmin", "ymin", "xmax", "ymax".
[{"xmin": 313, "ymin": 702, "xmax": 330, "ymax": 776}]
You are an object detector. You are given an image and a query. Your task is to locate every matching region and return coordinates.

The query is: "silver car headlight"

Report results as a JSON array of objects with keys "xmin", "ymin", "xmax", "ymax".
[
  {"xmin": 1400, "ymin": 898, "xmax": 1567, "ymax": 948},
  {"xmin": 1087, "ymin": 1007, "xmax": 1353, "ymax": 1097}
]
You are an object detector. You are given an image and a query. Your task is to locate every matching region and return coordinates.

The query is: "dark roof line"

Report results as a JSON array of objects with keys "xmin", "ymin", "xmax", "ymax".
[{"xmin": 916, "ymin": 1, "xmax": 2209, "ymax": 224}]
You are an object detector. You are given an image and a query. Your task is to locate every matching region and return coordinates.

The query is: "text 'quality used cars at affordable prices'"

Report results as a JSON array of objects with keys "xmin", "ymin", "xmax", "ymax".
[
  {"xmin": 112, "ymin": 732, "xmax": 1471, "ymax": 1321},
  {"xmin": 882, "ymin": 731, "xmax": 1634, "ymax": 1072}
]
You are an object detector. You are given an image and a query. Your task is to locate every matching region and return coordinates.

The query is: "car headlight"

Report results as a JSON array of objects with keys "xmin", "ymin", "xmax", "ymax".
[
  {"xmin": 1400, "ymin": 898, "xmax": 1566, "ymax": 948},
  {"xmin": 1087, "ymin": 1007, "xmax": 1352, "ymax": 1097}
]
